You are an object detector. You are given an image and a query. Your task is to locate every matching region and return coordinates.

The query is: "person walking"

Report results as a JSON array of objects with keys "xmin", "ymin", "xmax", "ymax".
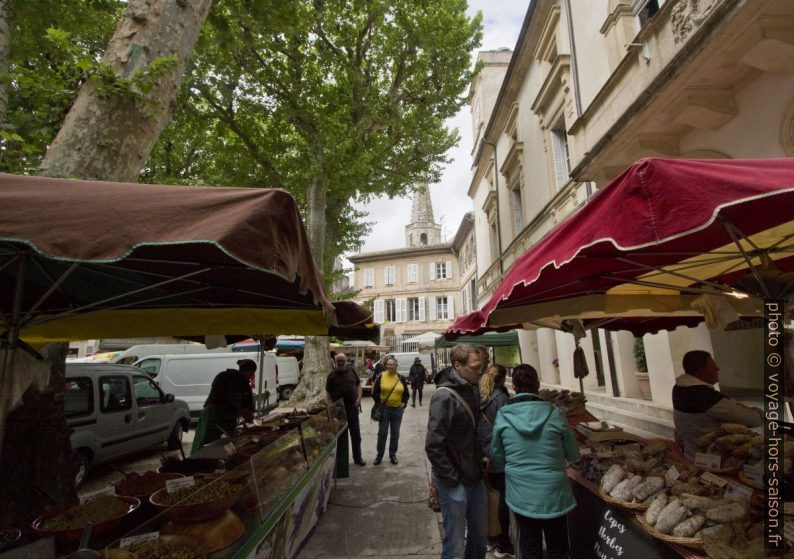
[
  {"xmin": 326, "ymin": 353, "xmax": 366, "ymax": 467},
  {"xmin": 409, "ymin": 357, "xmax": 429, "ymax": 407},
  {"xmin": 191, "ymin": 358, "xmax": 256, "ymax": 453},
  {"xmin": 372, "ymin": 356, "xmax": 409, "ymax": 464},
  {"xmin": 478, "ymin": 364, "xmax": 514, "ymax": 557},
  {"xmin": 491, "ymin": 364, "xmax": 580, "ymax": 559},
  {"xmin": 426, "ymin": 344, "xmax": 488, "ymax": 559}
]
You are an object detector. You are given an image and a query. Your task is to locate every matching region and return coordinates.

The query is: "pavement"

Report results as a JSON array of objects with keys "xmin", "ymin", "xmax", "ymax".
[{"xmin": 298, "ymin": 385, "xmax": 443, "ymax": 558}]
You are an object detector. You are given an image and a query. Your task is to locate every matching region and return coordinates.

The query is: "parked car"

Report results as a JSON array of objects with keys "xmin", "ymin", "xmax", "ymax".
[{"xmin": 65, "ymin": 363, "xmax": 191, "ymax": 486}]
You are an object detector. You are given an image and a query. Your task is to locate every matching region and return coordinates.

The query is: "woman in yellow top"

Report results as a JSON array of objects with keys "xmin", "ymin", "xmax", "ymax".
[{"xmin": 372, "ymin": 357, "xmax": 409, "ymax": 464}]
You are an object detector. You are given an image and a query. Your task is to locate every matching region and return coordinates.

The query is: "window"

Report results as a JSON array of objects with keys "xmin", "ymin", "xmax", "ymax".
[
  {"xmin": 363, "ymin": 267, "xmax": 374, "ymax": 287},
  {"xmin": 511, "ymin": 186, "xmax": 524, "ymax": 233},
  {"xmin": 431, "ymin": 261, "xmax": 452, "ymax": 280},
  {"xmin": 407, "ymin": 263, "xmax": 418, "ymax": 283},
  {"xmin": 64, "ymin": 377, "xmax": 93, "ymax": 418},
  {"xmin": 374, "ymin": 299, "xmax": 384, "ymax": 323},
  {"xmin": 384, "ymin": 265, "xmax": 396, "ymax": 285},
  {"xmin": 385, "ymin": 299, "xmax": 397, "ymax": 322},
  {"xmin": 470, "ymin": 279, "xmax": 477, "ymax": 309},
  {"xmin": 136, "ymin": 358, "xmax": 162, "ymax": 378},
  {"xmin": 490, "ymin": 220, "xmax": 499, "ymax": 263},
  {"xmin": 133, "ymin": 376, "xmax": 163, "ymax": 406},
  {"xmin": 408, "ymin": 297, "xmax": 425, "ymax": 321},
  {"xmin": 551, "ymin": 125, "xmax": 570, "ymax": 190},
  {"xmin": 420, "ymin": 233, "xmax": 428, "ymax": 245},
  {"xmin": 435, "ymin": 296, "xmax": 454, "ymax": 320},
  {"xmin": 99, "ymin": 376, "xmax": 132, "ymax": 412},
  {"xmin": 634, "ymin": 0, "xmax": 662, "ymax": 27}
]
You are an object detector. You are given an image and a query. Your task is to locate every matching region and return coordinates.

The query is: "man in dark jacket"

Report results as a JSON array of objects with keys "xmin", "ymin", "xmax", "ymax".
[
  {"xmin": 426, "ymin": 344, "xmax": 488, "ymax": 559},
  {"xmin": 408, "ymin": 357, "xmax": 428, "ymax": 407}
]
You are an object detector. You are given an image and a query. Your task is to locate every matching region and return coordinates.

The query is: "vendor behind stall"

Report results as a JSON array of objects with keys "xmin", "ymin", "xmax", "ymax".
[
  {"xmin": 672, "ymin": 350, "xmax": 763, "ymax": 458},
  {"xmin": 191, "ymin": 359, "xmax": 256, "ymax": 453}
]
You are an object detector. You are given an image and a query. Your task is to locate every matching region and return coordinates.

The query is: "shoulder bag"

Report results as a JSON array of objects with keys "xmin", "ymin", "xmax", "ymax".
[{"xmin": 371, "ymin": 376, "xmax": 400, "ymax": 422}]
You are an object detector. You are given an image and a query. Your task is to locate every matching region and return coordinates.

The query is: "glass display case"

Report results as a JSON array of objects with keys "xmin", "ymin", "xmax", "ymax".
[{"xmin": 101, "ymin": 408, "xmax": 342, "ymax": 558}]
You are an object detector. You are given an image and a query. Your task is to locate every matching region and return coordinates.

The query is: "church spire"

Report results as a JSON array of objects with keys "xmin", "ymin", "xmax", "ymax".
[{"xmin": 405, "ymin": 181, "xmax": 442, "ymax": 247}]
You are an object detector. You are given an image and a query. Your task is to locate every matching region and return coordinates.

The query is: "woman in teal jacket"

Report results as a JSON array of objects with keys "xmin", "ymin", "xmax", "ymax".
[{"xmin": 491, "ymin": 364, "xmax": 580, "ymax": 559}]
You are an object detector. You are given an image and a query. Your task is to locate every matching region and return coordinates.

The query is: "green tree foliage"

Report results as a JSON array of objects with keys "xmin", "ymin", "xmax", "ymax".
[
  {"xmin": 0, "ymin": 0, "xmax": 121, "ymax": 172},
  {"xmin": 145, "ymin": 0, "xmax": 482, "ymax": 270}
]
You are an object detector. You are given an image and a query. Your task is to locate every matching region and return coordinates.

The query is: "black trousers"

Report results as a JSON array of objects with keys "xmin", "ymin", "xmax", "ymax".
[
  {"xmin": 346, "ymin": 405, "xmax": 362, "ymax": 461},
  {"xmin": 512, "ymin": 510, "xmax": 570, "ymax": 559},
  {"xmin": 488, "ymin": 472, "xmax": 512, "ymax": 549},
  {"xmin": 411, "ymin": 383, "xmax": 424, "ymax": 405}
]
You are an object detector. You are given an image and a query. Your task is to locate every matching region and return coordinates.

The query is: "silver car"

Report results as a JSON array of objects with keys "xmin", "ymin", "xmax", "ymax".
[{"xmin": 65, "ymin": 363, "xmax": 191, "ymax": 485}]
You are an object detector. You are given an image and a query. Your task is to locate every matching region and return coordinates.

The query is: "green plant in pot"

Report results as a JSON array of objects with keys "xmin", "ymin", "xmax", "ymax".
[{"xmin": 633, "ymin": 337, "xmax": 648, "ymax": 372}]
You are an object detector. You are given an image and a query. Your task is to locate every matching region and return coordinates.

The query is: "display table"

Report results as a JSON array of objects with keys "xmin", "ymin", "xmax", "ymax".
[{"xmin": 100, "ymin": 404, "xmax": 347, "ymax": 559}]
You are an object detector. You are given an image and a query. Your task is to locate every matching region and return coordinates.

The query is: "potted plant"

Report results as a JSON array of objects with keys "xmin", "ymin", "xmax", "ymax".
[{"xmin": 633, "ymin": 338, "xmax": 652, "ymax": 399}]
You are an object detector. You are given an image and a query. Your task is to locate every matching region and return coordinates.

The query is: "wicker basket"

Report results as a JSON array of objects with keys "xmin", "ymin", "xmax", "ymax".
[
  {"xmin": 598, "ymin": 488, "xmax": 649, "ymax": 511},
  {"xmin": 635, "ymin": 512, "xmax": 705, "ymax": 550}
]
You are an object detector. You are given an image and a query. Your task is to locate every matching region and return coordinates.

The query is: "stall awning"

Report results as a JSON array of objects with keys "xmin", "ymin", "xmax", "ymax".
[{"xmin": 435, "ymin": 331, "xmax": 519, "ymax": 348}]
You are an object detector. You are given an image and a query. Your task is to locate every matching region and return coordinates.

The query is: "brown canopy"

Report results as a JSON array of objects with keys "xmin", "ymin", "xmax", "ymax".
[{"xmin": 0, "ymin": 173, "xmax": 376, "ymax": 343}]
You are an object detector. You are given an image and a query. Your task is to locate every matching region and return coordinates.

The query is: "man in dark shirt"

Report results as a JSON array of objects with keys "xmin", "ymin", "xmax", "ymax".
[{"xmin": 326, "ymin": 353, "xmax": 365, "ymax": 466}]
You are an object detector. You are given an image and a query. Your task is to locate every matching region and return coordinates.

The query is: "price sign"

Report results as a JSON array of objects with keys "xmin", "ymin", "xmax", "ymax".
[
  {"xmin": 694, "ymin": 452, "xmax": 722, "ymax": 470},
  {"xmin": 725, "ymin": 482, "xmax": 753, "ymax": 502},
  {"xmin": 166, "ymin": 475, "xmax": 195, "ymax": 493},
  {"xmin": 664, "ymin": 465, "xmax": 679, "ymax": 484},
  {"xmin": 699, "ymin": 471, "xmax": 728, "ymax": 488},
  {"xmin": 579, "ymin": 446, "xmax": 592, "ymax": 456},
  {"xmin": 79, "ymin": 484, "xmax": 116, "ymax": 504},
  {"xmin": 743, "ymin": 463, "xmax": 764, "ymax": 486},
  {"xmin": 120, "ymin": 532, "xmax": 159, "ymax": 549}
]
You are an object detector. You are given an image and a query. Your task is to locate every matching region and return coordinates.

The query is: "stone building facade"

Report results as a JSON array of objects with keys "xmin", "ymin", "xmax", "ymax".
[
  {"xmin": 349, "ymin": 187, "xmax": 476, "ymax": 348},
  {"xmin": 468, "ymin": 0, "xmax": 791, "ymax": 437}
]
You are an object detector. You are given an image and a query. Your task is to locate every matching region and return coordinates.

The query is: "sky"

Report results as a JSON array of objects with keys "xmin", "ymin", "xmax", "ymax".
[{"xmin": 347, "ymin": 1, "xmax": 528, "ymax": 258}]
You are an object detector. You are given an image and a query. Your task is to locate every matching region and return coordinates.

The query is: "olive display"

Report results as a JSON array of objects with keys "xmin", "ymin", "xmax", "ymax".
[
  {"xmin": 40, "ymin": 496, "xmax": 129, "ymax": 531},
  {"xmin": 129, "ymin": 539, "xmax": 196, "ymax": 559},
  {"xmin": 155, "ymin": 480, "xmax": 242, "ymax": 506}
]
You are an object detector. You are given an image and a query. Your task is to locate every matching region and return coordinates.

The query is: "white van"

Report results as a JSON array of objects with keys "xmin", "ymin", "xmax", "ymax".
[
  {"xmin": 114, "ymin": 343, "xmax": 228, "ymax": 366},
  {"xmin": 387, "ymin": 352, "xmax": 433, "ymax": 378},
  {"xmin": 133, "ymin": 352, "xmax": 300, "ymax": 414}
]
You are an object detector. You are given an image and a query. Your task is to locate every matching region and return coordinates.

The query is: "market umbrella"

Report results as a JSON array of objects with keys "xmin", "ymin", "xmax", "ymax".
[
  {"xmin": 0, "ymin": 173, "xmax": 377, "ymax": 442},
  {"xmin": 446, "ymin": 157, "xmax": 794, "ymax": 338}
]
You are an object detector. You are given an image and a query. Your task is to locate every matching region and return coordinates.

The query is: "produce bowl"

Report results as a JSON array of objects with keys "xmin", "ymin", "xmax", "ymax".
[
  {"xmin": 157, "ymin": 458, "xmax": 225, "ymax": 476},
  {"xmin": 121, "ymin": 534, "xmax": 203, "ymax": 558},
  {"xmin": 0, "ymin": 528, "xmax": 21, "ymax": 552},
  {"xmin": 161, "ymin": 511, "xmax": 243, "ymax": 554},
  {"xmin": 635, "ymin": 512, "xmax": 705, "ymax": 550},
  {"xmin": 150, "ymin": 479, "xmax": 248, "ymax": 523},
  {"xmin": 114, "ymin": 472, "xmax": 185, "ymax": 499},
  {"xmin": 31, "ymin": 496, "xmax": 140, "ymax": 543}
]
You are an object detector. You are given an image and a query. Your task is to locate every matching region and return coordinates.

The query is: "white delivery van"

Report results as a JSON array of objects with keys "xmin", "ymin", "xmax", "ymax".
[
  {"xmin": 387, "ymin": 352, "xmax": 433, "ymax": 379},
  {"xmin": 274, "ymin": 355, "xmax": 301, "ymax": 400},
  {"xmin": 133, "ymin": 352, "xmax": 275, "ymax": 416},
  {"xmin": 114, "ymin": 343, "xmax": 228, "ymax": 365}
]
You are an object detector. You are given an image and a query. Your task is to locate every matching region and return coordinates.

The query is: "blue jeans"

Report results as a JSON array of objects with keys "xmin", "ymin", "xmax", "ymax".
[
  {"xmin": 376, "ymin": 405, "xmax": 403, "ymax": 458},
  {"xmin": 435, "ymin": 476, "xmax": 488, "ymax": 559}
]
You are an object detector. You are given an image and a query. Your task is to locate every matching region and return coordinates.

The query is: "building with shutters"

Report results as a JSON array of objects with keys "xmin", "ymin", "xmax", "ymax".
[
  {"xmin": 348, "ymin": 184, "xmax": 476, "ymax": 348},
  {"xmin": 466, "ymin": 0, "xmax": 790, "ymax": 438}
]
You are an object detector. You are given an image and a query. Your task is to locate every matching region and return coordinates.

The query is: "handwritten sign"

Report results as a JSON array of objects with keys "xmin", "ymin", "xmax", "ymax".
[
  {"xmin": 594, "ymin": 509, "xmax": 626, "ymax": 557},
  {"xmin": 743, "ymin": 463, "xmax": 763, "ymax": 486},
  {"xmin": 664, "ymin": 465, "xmax": 679, "ymax": 484},
  {"xmin": 120, "ymin": 532, "xmax": 159, "ymax": 549},
  {"xmin": 699, "ymin": 472, "xmax": 728, "ymax": 488},
  {"xmin": 694, "ymin": 452, "xmax": 722, "ymax": 470},
  {"xmin": 580, "ymin": 446, "xmax": 592, "ymax": 456},
  {"xmin": 79, "ymin": 484, "xmax": 116, "ymax": 503},
  {"xmin": 166, "ymin": 475, "xmax": 195, "ymax": 493},
  {"xmin": 725, "ymin": 482, "xmax": 753, "ymax": 502}
]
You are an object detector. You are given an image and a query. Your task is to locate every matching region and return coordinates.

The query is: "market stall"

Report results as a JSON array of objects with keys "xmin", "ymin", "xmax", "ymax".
[
  {"xmin": 0, "ymin": 173, "xmax": 376, "ymax": 555},
  {"xmin": 444, "ymin": 157, "xmax": 794, "ymax": 557}
]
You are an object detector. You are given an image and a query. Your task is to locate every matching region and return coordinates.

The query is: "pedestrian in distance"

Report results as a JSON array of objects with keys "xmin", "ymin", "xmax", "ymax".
[
  {"xmin": 372, "ymin": 357, "xmax": 409, "ymax": 465},
  {"xmin": 478, "ymin": 364, "xmax": 514, "ymax": 558},
  {"xmin": 409, "ymin": 356, "xmax": 429, "ymax": 406},
  {"xmin": 326, "ymin": 353, "xmax": 366, "ymax": 467},
  {"xmin": 373, "ymin": 354, "xmax": 388, "ymax": 377},
  {"xmin": 426, "ymin": 344, "xmax": 488, "ymax": 559},
  {"xmin": 491, "ymin": 364, "xmax": 580, "ymax": 559}
]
